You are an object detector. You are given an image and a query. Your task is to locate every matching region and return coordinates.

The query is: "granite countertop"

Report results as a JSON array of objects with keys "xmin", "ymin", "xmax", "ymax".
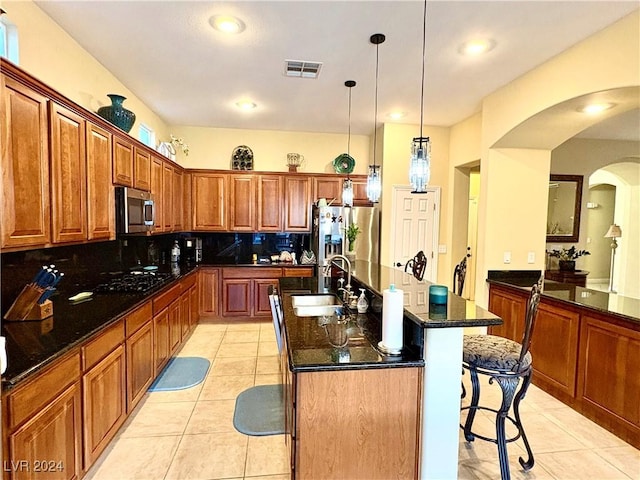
[
  {"xmin": 278, "ymin": 276, "xmax": 424, "ymax": 372},
  {"xmin": 348, "ymin": 260, "xmax": 501, "ymax": 329},
  {"xmin": 487, "ymin": 270, "xmax": 640, "ymax": 325},
  {"xmin": 1, "ymin": 265, "xmax": 198, "ymax": 388}
]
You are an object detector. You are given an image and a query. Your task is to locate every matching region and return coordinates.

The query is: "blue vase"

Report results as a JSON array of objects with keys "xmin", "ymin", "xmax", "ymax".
[{"xmin": 97, "ymin": 94, "xmax": 136, "ymax": 133}]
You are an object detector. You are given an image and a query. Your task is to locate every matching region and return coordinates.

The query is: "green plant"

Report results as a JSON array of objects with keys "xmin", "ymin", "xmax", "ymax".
[
  {"xmin": 548, "ymin": 246, "xmax": 590, "ymax": 261},
  {"xmin": 345, "ymin": 224, "xmax": 361, "ymax": 251}
]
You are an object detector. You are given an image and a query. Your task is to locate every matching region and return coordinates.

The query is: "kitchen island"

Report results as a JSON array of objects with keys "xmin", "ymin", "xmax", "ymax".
[{"xmin": 280, "ymin": 261, "xmax": 501, "ymax": 480}]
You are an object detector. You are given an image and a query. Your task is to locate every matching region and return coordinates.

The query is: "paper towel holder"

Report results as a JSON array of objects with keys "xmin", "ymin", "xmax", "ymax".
[{"xmin": 377, "ymin": 341, "xmax": 402, "ymax": 356}]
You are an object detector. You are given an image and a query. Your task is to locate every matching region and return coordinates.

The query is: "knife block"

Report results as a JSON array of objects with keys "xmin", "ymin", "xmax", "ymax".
[{"xmin": 3, "ymin": 284, "xmax": 53, "ymax": 321}]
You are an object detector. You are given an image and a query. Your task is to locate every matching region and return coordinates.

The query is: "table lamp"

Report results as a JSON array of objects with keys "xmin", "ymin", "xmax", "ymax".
[{"xmin": 604, "ymin": 224, "xmax": 622, "ymax": 293}]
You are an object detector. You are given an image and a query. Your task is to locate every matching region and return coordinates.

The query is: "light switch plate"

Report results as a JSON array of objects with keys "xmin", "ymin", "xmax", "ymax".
[
  {"xmin": 527, "ymin": 252, "xmax": 535, "ymax": 264},
  {"xmin": 503, "ymin": 251, "xmax": 511, "ymax": 264},
  {"xmin": 438, "ymin": 245, "xmax": 447, "ymax": 254}
]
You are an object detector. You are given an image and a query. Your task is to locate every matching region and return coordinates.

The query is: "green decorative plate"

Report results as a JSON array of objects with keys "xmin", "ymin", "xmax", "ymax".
[{"xmin": 333, "ymin": 153, "xmax": 355, "ymax": 174}]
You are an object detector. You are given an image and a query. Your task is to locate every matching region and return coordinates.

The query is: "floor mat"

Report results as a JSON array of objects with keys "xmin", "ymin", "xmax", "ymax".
[
  {"xmin": 233, "ymin": 384, "xmax": 285, "ymax": 436},
  {"xmin": 148, "ymin": 357, "xmax": 210, "ymax": 392}
]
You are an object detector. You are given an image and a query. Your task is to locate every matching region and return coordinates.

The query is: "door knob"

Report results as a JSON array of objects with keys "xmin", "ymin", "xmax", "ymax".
[{"xmin": 395, "ymin": 262, "xmax": 403, "ymax": 267}]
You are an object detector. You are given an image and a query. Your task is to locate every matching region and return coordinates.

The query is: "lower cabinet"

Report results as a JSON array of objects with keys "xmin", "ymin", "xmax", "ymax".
[
  {"xmin": 125, "ymin": 302, "xmax": 154, "ymax": 411},
  {"xmin": 199, "ymin": 267, "xmax": 219, "ymax": 316}
]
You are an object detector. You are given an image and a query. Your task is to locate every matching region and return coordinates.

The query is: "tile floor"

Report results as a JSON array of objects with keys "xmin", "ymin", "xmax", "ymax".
[{"xmin": 86, "ymin": 319, "xmax": 639, "ymax": 480}]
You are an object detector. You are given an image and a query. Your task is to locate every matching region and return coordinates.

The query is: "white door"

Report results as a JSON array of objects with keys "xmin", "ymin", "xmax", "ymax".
[{"xmin": 390, "ymin": 186, "xmax": 440, "ymax": 283}]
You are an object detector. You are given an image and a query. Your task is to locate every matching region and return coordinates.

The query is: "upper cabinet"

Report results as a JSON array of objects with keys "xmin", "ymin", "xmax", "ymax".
[
  {"xmin": 258, "ymin": 175, "xmax": 283, "ymax": 232},
  {"xmin": 134, "ymin": 147, "xmax": 151, "ymax": 191},
  {"xmin": 150, "ymin": 155, "xmax": 164, "ymax": 232},
  {"xmin": 112, "ymin": 135, "xmax": 134, "ymax": 187},
  {"xmin": 86, "ymin": 123, "xmax": 115, "ymax": 241},
  {"xmin": 192, "ymin": 172, "xmax": 228, "ymax": 231},
  {"xmin": 284, "ymin": 176, "xmax": 312, "ymax": 232},
  {"xmin": 1, "ymin": 74, "xmax": 51, "ymax": 249},
  {"xmin": 313, "ymin": 177, "xmax": 343, "ymax": 205},
  {"xmin": 229, "ymin": 174, "xmax": 256, "ymax": 231}
]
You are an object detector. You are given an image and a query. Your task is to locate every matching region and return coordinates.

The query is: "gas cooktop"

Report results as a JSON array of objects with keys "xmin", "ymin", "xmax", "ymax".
[{"xmin": 94, "ymin": 271, "xmax": 172, "ymax": 294}]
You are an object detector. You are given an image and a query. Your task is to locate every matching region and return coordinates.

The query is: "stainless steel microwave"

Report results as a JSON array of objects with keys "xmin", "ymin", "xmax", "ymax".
[{"xmin": 115, "ymin": 187, "xmax": 154, "ymax": 234}]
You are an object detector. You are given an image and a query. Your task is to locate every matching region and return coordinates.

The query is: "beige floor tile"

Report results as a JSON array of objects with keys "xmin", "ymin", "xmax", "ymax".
[
  {"xmin": 165, "ymin": 432, "xmax": 248, "ymax": 480},
  {"xmin": 245, "ymin": 435, "xmax": 290, "ymax": 477},
  {"xmin": 199, "ymin": 374, "xmax": 255, "ymax": 401},
  {"xmin": 255, "ymin": 374, "xmax": 281, "ymax": 386},
  {"xmin": 119, "ymin": 401, "xmax": 195, "ymax": 438},
  {"xmin": 184, "ymin": 399, "xmax": 237, "ymax": 434},
  {"xmin": 260, "ymin": 326, "xmax": 278, "ymax": 343},
  {"xmin": 458, "ymin": 414, "xmax": 527, "ymax": 462},
  {"xmin": 542, "ymin": 407, "xmax": 629, "ymax": 449},
  {"xmin": 210, "ymin": 356, "xmax": 257, "ymax": 376},
  {"xmin": 517, "ymin": 411, "xmax": 587, "ymax": 453},
  {"xmin": 458, "ymin": 457, "xmax": 555, "ymax": 480},
  {"xmin": 537, "ymin": 449, "xmax": 634, "ymax": 479},
  {"xmin": 258, "ymin": 341, "xmax": 279, "ymax": 356},
  {"xmin": 595, "ymin": 445, "xmax": 640, "ymax": 479},
  {"xmin": 195, "ymin": 321, "xmax": 228, "ymax": 332},
  {"xmin": 227, "ymin": 321, "xmax": 262, "ymax": 332},
  {"xmin": 145, "ymin": 383, "xmax": 204, "ymax": 403},
  {"xmin": 223, "ymin": 330, "xmax": 262, "ymax": 343},
  {"xmin": 217, "ymin": 342, "xmax": 259, "ymax": 357},
  {"xmin": 85, "ymin": 435, "xmax": 181, "ymax": 480},
  {"xmin": 245, "ymin": 475, "xmax": 290, "ymax": 480},
  {"xmin": 256, "ymin": 355, "xmax": 280, "ymax": 374}
]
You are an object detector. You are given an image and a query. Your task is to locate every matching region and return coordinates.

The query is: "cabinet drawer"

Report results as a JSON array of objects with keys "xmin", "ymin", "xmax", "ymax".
[
  {"xmin": 223, "ymin": 267, "xmax": 282, "ymax": 279},
  {"xmin": 153, "ymin": 284, "xmax": 181, "ymax": 313},
  {"xmin": 126, "ymin": 301, "xmax": 152, "ymax": 337},
  {"xmin": 83, "ymin": 320, "xmax": 125, "ymax": 371},
  {"xmin": 6, "ymin": 351, "xmax": 81, "ymax": 429},
  {"xmin": 283, "ymin": 267, "xmax": 314, "ymax": 277}
]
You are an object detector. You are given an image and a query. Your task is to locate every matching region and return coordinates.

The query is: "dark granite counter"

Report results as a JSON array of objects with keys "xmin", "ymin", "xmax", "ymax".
[
  {"xmin": 1, "ymin": 265, "xmax": 198, "ymax": 388},
  {"xmin": 278, "ymin": 276, "xmax": 424, "ymax": 372},
  {"xmin": 348, "ymin": 260, "xmax": 501, "ymax": 329},
  {"xmin": 487, "ymin": 270, "xmax": 639, "ymax": 325}
]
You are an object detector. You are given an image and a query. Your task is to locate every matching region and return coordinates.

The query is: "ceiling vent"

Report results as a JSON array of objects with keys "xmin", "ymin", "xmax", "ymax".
[{"xmin": 284, "ymin": 60, "xmax": 323, "ymax": 79}]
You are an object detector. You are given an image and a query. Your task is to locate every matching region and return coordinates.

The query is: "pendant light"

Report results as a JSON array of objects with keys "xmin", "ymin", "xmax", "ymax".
[
  {"xmin": 409, "ymin": 0, "xmax": 430, "ymax": 194},
  {"xmin": 342, "ymin": 80, "xmax": 356, "ymax": 207},
  {"xmin": 367, "ymin": 33, "xmax": 385, "ymax": 203}
]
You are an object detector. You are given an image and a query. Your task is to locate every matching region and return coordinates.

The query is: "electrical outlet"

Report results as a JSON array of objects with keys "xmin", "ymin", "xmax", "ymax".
[
  {"xmin": 503, "ymin": 251, "xmax": 511, "ymax": 264},
  {"xmin": 527, "ymin": 252, "xmax": 535, "ymax": 264}
]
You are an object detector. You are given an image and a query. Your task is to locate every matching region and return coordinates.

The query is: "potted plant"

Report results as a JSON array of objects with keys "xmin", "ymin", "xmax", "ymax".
[
  {"xmin": 548, "ymin": 246, "xmax": 590, "ymax": 271},
  {"xmin": 345, "ymin": 224, "xmax": 361, "ymax": 255}
]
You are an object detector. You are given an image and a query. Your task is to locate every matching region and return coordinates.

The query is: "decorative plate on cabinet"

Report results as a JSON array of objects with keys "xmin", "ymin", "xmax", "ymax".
[
  {"xmin": 231, "ymin": 145, "xmax": 254, "ymax": 170},
  {"xmin": 333, "ymin": 153, "xmax": 355, "ymax": 174}
]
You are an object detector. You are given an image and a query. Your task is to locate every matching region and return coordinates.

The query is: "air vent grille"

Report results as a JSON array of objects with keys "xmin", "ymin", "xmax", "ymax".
[{"xmin": 284, "ymin": 60, "xmax": 323, "ymax": 79}]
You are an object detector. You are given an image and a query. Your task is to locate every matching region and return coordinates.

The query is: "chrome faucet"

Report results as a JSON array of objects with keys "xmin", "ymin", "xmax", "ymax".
[{"xmin": 323, "ymin": 254, "xmax": 352, "ymax": 299}]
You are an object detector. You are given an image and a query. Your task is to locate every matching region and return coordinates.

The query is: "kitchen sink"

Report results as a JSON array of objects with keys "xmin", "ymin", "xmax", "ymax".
[{"xmin": 291, "ymin": 294, "xmax": 344, "ymax": 317}]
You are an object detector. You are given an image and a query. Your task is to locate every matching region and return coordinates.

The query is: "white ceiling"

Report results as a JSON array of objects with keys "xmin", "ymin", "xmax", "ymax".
[{"xmin": 34, "ymin": 1, "xmax": 639, "ymax": 139}]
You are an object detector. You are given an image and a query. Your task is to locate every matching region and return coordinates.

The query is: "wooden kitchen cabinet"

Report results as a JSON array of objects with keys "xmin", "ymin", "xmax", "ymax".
[
  {"xmin": 169, "ymin": 299, "xmax": 182, "ymax": 355},
  {"xmin": 173, "ymin": 167, "xmax": 184, "ymax": 231},
  {"xmin": 86, "ymin": 123, "xmax": 115, "ymax": 241},
  {"xmin": 222, "ymin": 278, "xmax": 252, "ymax": 317},
  {"xmin": 352, "ymin": 176, "xmax": 373, "ymax": 206},
  {"xmin": 199, "ymin": 268, "xmax": 220, "ymax": 317},
  {"xmin": 133, "ymin": 147, "xmax": 151, "ymax": 191},
  {"xmin": 153, "ymin": 307, "xmax": 170, "ymax": 372},
  {"xmin": 112, "ymin": 135, "xmax": 134, "ymax": 187},
  {"xmin": 150, "ymin": 155, "xmax": 164, "ymax": 232},
  {"xmin": 284, "ymin": 176, "xmax": 312, "ymax": 232},
  {"xmin": 313, "ymin": 177, "xmax": 342, "ymax": 205},
  {"xmin": 189, "ymin": 284, "xmax": 199, "ymax": 331},
  {"xmin": 192, "ymin": 172, "xmax": 227, "ymax": 231},
  {"xmin": 1, "ymin": 75, "xmax": 51, "ymax": 249},
  {"xmin": 222, "ymin": 268, "xmax": 283, "ymax": 318},
  {"xmin": 487, "ymin": 285, "xmax": 526, "ymax": 340},
  {"xmin": 125, "ymin": 302, "xmax": 154, "ymax": 411},
  {"xmin": 258, "ymin": 174, "xmax": 283, "ymax": 231},
  {"xmin": 254, "ymin": 278, "xmax": 281, "ymax": 316},
  {"xmin": 163, "ymin": 161, "xmax": 174, "ymax": 231},
  {"xmin": 230, "ymin": 174, "xmax": 256, "ymax": 231}
]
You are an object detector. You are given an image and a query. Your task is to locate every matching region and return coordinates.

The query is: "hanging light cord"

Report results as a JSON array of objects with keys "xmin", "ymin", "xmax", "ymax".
[
  {"xmin": 347, "ymin": 86, "xmax": 352, "ymax": 156},
  {"xmin": 373, "ymin": 41, "xmax": 379, "ymax": 169},
  {"xmin": 419, "ymin": 0, "xmax": 427, "ymax": 142}
]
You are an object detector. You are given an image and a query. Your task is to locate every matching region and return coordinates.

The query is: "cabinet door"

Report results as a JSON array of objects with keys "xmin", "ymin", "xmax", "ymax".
[
  {"xmin": 181, "ymin": 290, "xmax": 191, "ymax": 338},
  {"xmin": 134, "ymin": 147, "xmax": 151, "ymax": 191},
  {"xmin": 487, "ymin": 286, "xmax": 525, "ymax": 341},
  {"xmin": 169, "ymin": 300, "xmax": 182, "ymax": 355},
  {"xmin": 82, "ymin": 345, "xmax": 126, "ymax": 468},
  {"xmin": 230, "ymin": 174, "xmax": 256, "ymax": 231},
  {"xmin": 163, "ymin": 162, "xmax": 174, "ymax": 231},
  {"xmin": 112, "ymin": 135, "xmax": 133, "ymax": 187},
  {"xmin": 192, "ymin": 173, "xmax": 227, "ymax": 231},
  {"xmin": 50, "ymin": 102, "xmax": 87, "ymax": 244},
  {"xmin": 284, "ymin": 176, "xmax": 311, "ymax": 232},
  {"xmin": 126, "ymin": 321, "xmax": 154, "ymax": 411},
  {"xmin": 222, "ymin": 279, "xmax": 251, "ymax": 316},
  {"xmin": 173, "ymin": 167, "xmax": 184, "ymax": 231},
  {"xmin": 150, "ymin": 156, "xmax": 164, "ymax": 232},
  {"xmin": 1, "ymin": 76, "xmax": 51, "ymax": 249},
  {"xmin": 10, "ymin": 382, "xmax": 82, "ymax": 480},
  {"xmin": 199, "ymin": 268, "xmax": 219, "ymax": 316},
  {"xmin": 154, "ymin": 308, "xmax": 170, "ymax": 371},
  {"xmin": 258, "ymin": 175, "xmax": 283, "ymax": 232},
  {"xmin": 189, "ymin": 285, "xmax": 199, "ymax": 331},
  {"xmin": 254, "ymin": 279, "xmax": 280, "ymax": 317},
  {"xmin": 86, "ymin": 123, "xmax": 115, "ymax": 241},
  {"xmin": 352, "ymin": 176, "xmax": 373, "ymax": 206},
  {"xmin": 313, "ymin": 177, "xmax": 342, "ymax": 205}
]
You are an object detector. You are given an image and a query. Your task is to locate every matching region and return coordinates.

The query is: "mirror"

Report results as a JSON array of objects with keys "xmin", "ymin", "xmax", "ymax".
[{"xmin": 547, "ymin": 174, "xmax": 583, "ymax": 242}]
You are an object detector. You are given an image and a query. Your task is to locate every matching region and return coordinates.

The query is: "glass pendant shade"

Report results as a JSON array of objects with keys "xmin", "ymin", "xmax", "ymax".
[
  {"xmin": 409, "ymin": 136, "xmax": 431, "ymax": 193},
  {"xmin": 366, "ymin": 165, "xmax": 381, "ymax": 203},
  {"xmin": 342, "ymin": 178, "xmax": 354, "ymax": 207}
]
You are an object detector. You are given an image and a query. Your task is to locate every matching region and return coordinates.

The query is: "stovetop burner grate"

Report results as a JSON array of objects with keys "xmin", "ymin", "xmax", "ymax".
[{"xmin": 94, "ymin": 272, "xmax": 172, "ymax": 294}]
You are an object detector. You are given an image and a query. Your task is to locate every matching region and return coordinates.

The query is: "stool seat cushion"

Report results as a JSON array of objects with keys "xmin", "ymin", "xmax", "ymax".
[{"xmin": 463, "ymin": 334, "xmax": 531, "ymax": 373}]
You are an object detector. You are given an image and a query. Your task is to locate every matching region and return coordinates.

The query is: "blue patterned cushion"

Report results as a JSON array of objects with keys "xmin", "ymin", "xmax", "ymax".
[{"xmin": 463, "ymin": 335, "xmax": 532, "ymax": 373}]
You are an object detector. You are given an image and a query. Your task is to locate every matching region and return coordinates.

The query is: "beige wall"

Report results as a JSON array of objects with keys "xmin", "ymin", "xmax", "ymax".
[{"xmin": 6, "ymin": 0, "xmax": 170, "ymax": 143}]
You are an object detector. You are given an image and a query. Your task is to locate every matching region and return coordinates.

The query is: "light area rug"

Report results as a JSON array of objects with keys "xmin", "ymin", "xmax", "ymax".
[
  {"xmin": 233, "ymin": 384, "xmax": 285, "ymax": 436},
  {"xmin": 148, "ymin": 357, "xmax": 210, "ymax": 392}
]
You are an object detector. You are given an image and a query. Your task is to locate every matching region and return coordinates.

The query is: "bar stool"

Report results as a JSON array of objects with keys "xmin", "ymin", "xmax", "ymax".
[
  {"xmin": 453, "ymin": 254, "xmax": 468, "ymax": 296},
  {"xmin": 460, "ymin": 278, "xmax": 543, "ymax": 480},
  {"xmin": 404, "ymin": 250, "xmax": 427, "ymax": 281}
]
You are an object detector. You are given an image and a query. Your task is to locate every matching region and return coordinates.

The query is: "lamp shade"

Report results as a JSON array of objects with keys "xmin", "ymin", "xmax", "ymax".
[{"xmin": 604, "ymin": 224, "xmax": 622, "ymax": 238}]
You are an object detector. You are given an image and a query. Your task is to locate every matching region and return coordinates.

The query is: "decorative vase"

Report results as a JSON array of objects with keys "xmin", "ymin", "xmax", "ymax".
[
  {"xmin": 558, "ymin": 260, "xmax": 575, "ymax": 271},
  {"xmin": 97, "ymin": 94, "xmax": 136, "ymax": 133}
]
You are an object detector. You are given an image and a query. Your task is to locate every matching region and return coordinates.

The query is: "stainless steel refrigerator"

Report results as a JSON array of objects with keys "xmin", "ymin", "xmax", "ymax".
[{"xmin": 311, "ymin": 205, "xmax": 380, "ymax": 267}]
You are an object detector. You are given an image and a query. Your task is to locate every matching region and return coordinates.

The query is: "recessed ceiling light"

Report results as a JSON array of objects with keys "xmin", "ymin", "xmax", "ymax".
[
  {"xmin": 209, "ymin": 15, "xmax": 245, "ymax": 34},
  {"xmin": 236, "ymin": 100, "xmax": 257, "ymax": 111},
  {"xmin": 387, "ymin": 111, "xmax": 406, "ymax": 120},
  {"xmin": 578, "ymin": 103, "xmax": 616, "ymax": 114},
  {"xmin": 458, "ymin": 39, "xmax": 495, "ymax": 56}
]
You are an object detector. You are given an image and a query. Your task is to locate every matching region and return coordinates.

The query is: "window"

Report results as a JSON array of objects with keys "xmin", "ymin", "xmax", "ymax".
[
  {"xmin": 138, "ymin": 124, "xmax": 155, "ymax": 148},
  {"xmin": 0, "ymin": 15, "xmax": 19, "ymax": 64}
]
